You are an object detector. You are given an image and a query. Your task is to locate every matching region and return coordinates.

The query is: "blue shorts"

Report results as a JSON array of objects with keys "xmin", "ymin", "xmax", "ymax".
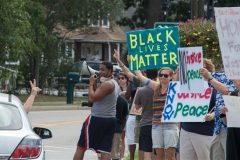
[{"xmin": 77, "ymin": 115, "xmax": 116, "ymax": 154}]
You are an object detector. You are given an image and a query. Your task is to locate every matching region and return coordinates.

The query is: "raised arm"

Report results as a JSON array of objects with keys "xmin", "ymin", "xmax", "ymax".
[
  {"xmin": 134, "ymin": 70, "xmax": 159, "ymax": 90},
  {"xmin": 24, "ymin": 79, "xmax": 41, "ymax": 113},
  {"xmin": 200, "ymin": 68, "xmax": 229, "ymax": 95},
  {"xmin": 113, "ymin": 49, "xmax": 136, "ymax": 81}
]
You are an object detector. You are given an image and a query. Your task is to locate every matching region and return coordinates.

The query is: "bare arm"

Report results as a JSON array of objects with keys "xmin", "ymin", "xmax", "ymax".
[
  {"xmin": 113, "ymin": 49, "xmax": 136, "ymax": 81},
  {"xmin": 134, "ymin": 70, "xmax": 159, "ymax": 90},
  {"xmin": 88, "ymin": 76, "xmax": 114, "ymax": 102},
  {"xmin": 24, "ymin": 79, "xmax": 41, "ymax": 113},
  {"xmin": 200, "ymin": 68, "xmax": 229, "ymax": 95}
]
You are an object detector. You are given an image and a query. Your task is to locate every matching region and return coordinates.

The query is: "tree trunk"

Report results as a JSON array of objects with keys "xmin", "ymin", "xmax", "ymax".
[
  {"xmin": 145, "ymin": 0, "xmax": 163, "ymax": 28},
  {"xmin": 191, "ymin": 0, "xmax": 198, "ymax": 19}
]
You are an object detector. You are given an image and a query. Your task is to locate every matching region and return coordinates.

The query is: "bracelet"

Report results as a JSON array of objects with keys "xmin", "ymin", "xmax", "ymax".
[{"xmin": 208, "ymin": 75, "xmax": 213, "ymax": 82}]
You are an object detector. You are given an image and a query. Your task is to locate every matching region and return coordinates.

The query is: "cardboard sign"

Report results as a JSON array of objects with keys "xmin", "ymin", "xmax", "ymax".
[
  {"xmin": 162, "ymin": 81, "xmax": 212, "ymax": 122},
  {"xmin": 126, "ymin": 27, "xmax": 180, "ymax": 71},
  {"xmin": 223, "ymin": 95, "xmax": 240, "ymax": 128},
  {"xmin": 178, "ymin": 47, "xmax": 204, "ymax": 93},
  {"xmin": 215, "ymin": 7, "xmax": 240, "ymax": 79}
]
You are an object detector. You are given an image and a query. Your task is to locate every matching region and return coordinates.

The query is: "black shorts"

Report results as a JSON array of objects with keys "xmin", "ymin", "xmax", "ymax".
[
  {"xmin": 139, "ymin": 125, "xmax": 152, "ymax": 152},
  {"xmin": 226, "ymin": 127, "xmax": 240, "ymax": 160},
  {"xmin": 77, "ymin": 115, "xmax": 116, "ymax": 154}
]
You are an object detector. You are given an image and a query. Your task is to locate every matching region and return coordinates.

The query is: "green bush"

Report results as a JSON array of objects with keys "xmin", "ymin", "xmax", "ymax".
[{"xmin": 180, "ymin": 19, "xmax": 222, "ymax": 70}]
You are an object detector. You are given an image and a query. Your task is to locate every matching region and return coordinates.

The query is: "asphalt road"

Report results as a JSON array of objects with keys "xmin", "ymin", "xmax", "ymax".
[{"xmin": 28, "ymin": 110, "xmax": 98, "ymax": 160}]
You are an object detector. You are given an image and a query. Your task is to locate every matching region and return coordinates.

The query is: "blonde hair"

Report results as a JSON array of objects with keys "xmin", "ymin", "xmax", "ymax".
[
  {"xmin": 159, "ymin": 67, "xmax": 174, "ymax": 76},
  {"xmin": 155, "ymin": 67, "xmax": 173, "ymax": 97},
  {"xmin": 203, "ymin": 58, "xmax": 215, "ymax": 72}
]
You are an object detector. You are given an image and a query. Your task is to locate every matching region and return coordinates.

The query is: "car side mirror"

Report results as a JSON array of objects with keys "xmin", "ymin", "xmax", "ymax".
[{"xmin": 33, "ymin": 127, "xmax": 52, "ymax": 139}]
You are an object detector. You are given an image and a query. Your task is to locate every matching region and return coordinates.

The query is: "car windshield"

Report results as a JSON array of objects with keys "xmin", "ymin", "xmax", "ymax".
[{"xmin": 0, "ymin": 103, "xmax": 22, "ymax": 130}]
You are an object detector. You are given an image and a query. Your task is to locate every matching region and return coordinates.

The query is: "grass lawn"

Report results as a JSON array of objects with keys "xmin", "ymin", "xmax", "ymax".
[{"xmin": 125, "ymin": 152, "xmax": 139, "ymax": 160}]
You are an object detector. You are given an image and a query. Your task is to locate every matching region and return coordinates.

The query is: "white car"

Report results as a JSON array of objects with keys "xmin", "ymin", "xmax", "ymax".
[{"xmin": 0, "ymin": 93, "xmax": 52, "ymax": 160}]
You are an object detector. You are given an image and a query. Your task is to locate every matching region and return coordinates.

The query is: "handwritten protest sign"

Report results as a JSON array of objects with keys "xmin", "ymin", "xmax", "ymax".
[
  {"xmin": 215, "ymin": 7, "xmax": 240, "ymax": 79},
  {"xmin": 223, "ymin": 95, "xmax": 240, "ymax": 128},
  {"xmin": 126, "ymin": 27, "xmax": 179, "ymax": 71},
  {"xmin": 162, "ymin": 81, "xmax": 212, "ymax": 122},
  {"xmin": 178, "ymin": 47, "xmax": 204, "ymax": 93}
]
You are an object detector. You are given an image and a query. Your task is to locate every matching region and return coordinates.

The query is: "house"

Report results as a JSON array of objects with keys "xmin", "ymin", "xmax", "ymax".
[{"xmin": 54, "ymin": 23, "xmax": 126, "ymax": 63}]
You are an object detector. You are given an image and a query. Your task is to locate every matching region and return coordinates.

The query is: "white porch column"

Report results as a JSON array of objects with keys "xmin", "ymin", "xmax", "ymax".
[
  {"xmin": 108, "ymin": 42, "xmax": 111, "ymax": 61},
  {"xmin": 117, "ymin": 43, "xmax": 120, "ymax": 55}
]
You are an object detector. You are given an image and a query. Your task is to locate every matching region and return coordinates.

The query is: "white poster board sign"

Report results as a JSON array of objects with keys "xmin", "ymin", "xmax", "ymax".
[
  {"xmin": 162, "ymin": 81, "xmax": 212, "ymax": 122},
  {"xmin": 178, "ymin": 47, "xmax": 204, "ymax": 93},
  {"xmin": 223, "ymin": 95, "xmax": 240, "ymax": 128},
  {"xmin": 215, "ymin": 7, "xmax": 240, "ymax": 79}
]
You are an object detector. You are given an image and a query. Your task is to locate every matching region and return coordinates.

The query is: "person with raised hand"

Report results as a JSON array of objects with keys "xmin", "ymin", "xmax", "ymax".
[
  {"xmin": 113, "ymin": 49, "xmax": 143, "ymax": 160},
  {"xmin": 24, "ymin": 79, "xmax": 41, "ymax": 113},
  {"xmin": 135, "ymin": 68, "xmax": 179, "ymax": 160}
]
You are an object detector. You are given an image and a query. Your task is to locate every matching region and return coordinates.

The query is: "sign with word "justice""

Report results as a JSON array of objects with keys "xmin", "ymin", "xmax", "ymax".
[{"xmin": 162, "ymin": 81, "xmax": 212, "ymax": 122}]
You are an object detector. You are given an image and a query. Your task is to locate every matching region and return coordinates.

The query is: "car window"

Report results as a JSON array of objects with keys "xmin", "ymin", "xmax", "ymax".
[{"xmin": 0, "ymin": 104, "xmax": 22, "ymax": 130}]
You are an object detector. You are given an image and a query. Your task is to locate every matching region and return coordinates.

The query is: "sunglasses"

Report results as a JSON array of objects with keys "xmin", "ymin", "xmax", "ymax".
[
  {"xmin": 159, "ymin": 73, "xmax": 169, "ymax": 78},
  {"xmin": 118, "ymin": 77, "xmax": 125, "ymax": 80}
]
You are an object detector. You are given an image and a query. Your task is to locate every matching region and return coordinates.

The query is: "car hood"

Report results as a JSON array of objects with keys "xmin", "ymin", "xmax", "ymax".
[{"xmin": 0, "ymin": 130, "xmax": 32, "ymax": 156}]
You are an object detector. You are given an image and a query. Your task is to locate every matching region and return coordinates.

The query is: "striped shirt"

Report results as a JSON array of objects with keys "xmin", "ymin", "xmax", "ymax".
[{"xmin": 152, "ymin": 89, "xmax": 167, "ymax": 124}]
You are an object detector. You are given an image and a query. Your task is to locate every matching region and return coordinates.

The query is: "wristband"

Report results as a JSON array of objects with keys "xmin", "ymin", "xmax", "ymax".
[{"xmin": 208, "ymin": 75, "xmax": 213, "ymax": 82}]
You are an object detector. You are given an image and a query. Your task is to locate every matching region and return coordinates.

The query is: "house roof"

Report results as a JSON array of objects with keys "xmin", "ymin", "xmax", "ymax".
[{"xmin": 54, "ymin": 24, "xmax": 126, "ymax": 43}]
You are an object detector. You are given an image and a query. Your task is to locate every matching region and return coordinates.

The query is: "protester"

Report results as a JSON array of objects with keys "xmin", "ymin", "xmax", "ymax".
[
  {"xmin": 201, "ymin": 59, "xmax": 236, "ymax": 160},
  {"xmin": 134, "ymin": 69, "xmax": 158, "ymax": 160},
  {"xmin": 73, "ymin": 62, "xmax": 120, "ymax": 160},
  {"xmin": 24, "ymin": 79, "xmax": 41, "ymax": 113},
  {"xmin": 111, "ymin": 95, "xmax": 129, "ymax": 160},
  {"xmin": 118, "ymin": 72, "xmax": 129, "ymax": 93},
  {"xmin": 200, "ymin": 68, "xmax": 240, "ymax": 160},
  {"xmin": 180, "ymin": 89, "xmax": 216, "ymax": 160},
  {"xmin": 135, "ymin": 68, "xmax": 179, "ymax": 160},
  {"xmin": 113, "ymin": 49, "xmax": 143, "ymax": 160},
  {"xmin": 116, "ymin": 72, "xmax": 129, "ymax": 160}
]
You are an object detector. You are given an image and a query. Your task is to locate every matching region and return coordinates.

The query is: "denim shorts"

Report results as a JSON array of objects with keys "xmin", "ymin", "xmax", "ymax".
[{"xmin": 152, "ymin": 123, "xmax": 179, "ymax": 149}]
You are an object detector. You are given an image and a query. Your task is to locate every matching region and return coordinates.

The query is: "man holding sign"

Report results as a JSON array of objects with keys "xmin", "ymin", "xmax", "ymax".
[{"xmin": 201, "ymin": 68, "xmax": 240, "ymax": 160}]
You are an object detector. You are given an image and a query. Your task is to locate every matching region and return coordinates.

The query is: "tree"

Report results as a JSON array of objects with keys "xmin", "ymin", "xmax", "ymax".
[
  {"xmin": 169, "ymin": 1, "xmax": 191, "ymax": 22},
  {"xmin": 0, "ymin": 0, "xmax": 31, "ymax": 61},
  {"xmin": 180, "ymin": 19, "xmax": 222, "ymax": 69},
  {"xmin": 1, "ymin": 0, "xmax": 125, "ymax": 92},
  {"xmin": 118, "ymin": 0, "xmax": 164, "ymax": 29},
  {"xmin": 0, "ymin": 0, "xmax": 32, "ymax": 91},
  {"xmin": 41, "ymin": 0, "xmax": 124, "ymax": 29}
]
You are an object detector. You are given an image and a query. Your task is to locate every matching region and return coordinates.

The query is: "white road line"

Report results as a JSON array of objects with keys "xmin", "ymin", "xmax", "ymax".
[{"xmin": 45, "ymin": 146, "xmax": 74, "ymax": 150}]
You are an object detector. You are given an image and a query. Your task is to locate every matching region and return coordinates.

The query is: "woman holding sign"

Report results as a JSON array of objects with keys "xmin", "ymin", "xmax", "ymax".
[{"xmin": 135, "ymin": 68, "xmax": 179, "ymax": 160}]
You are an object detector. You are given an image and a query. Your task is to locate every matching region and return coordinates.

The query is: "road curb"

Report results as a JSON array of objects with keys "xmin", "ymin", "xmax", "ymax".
[{"xmin": 31, "ymin": 104, "xmax": 91, "ymax": 111}]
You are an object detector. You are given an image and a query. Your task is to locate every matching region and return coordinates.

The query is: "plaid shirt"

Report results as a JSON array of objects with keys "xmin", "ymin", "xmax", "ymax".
[{"xmin": 211, "ymin": 72, "xmax": 236, "ymax": 135}]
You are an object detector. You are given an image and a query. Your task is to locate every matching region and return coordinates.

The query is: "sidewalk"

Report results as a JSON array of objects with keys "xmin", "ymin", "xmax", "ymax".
[{"xmin": 31, "ymin": 101, "xmax": 91, "ymax": 111}]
